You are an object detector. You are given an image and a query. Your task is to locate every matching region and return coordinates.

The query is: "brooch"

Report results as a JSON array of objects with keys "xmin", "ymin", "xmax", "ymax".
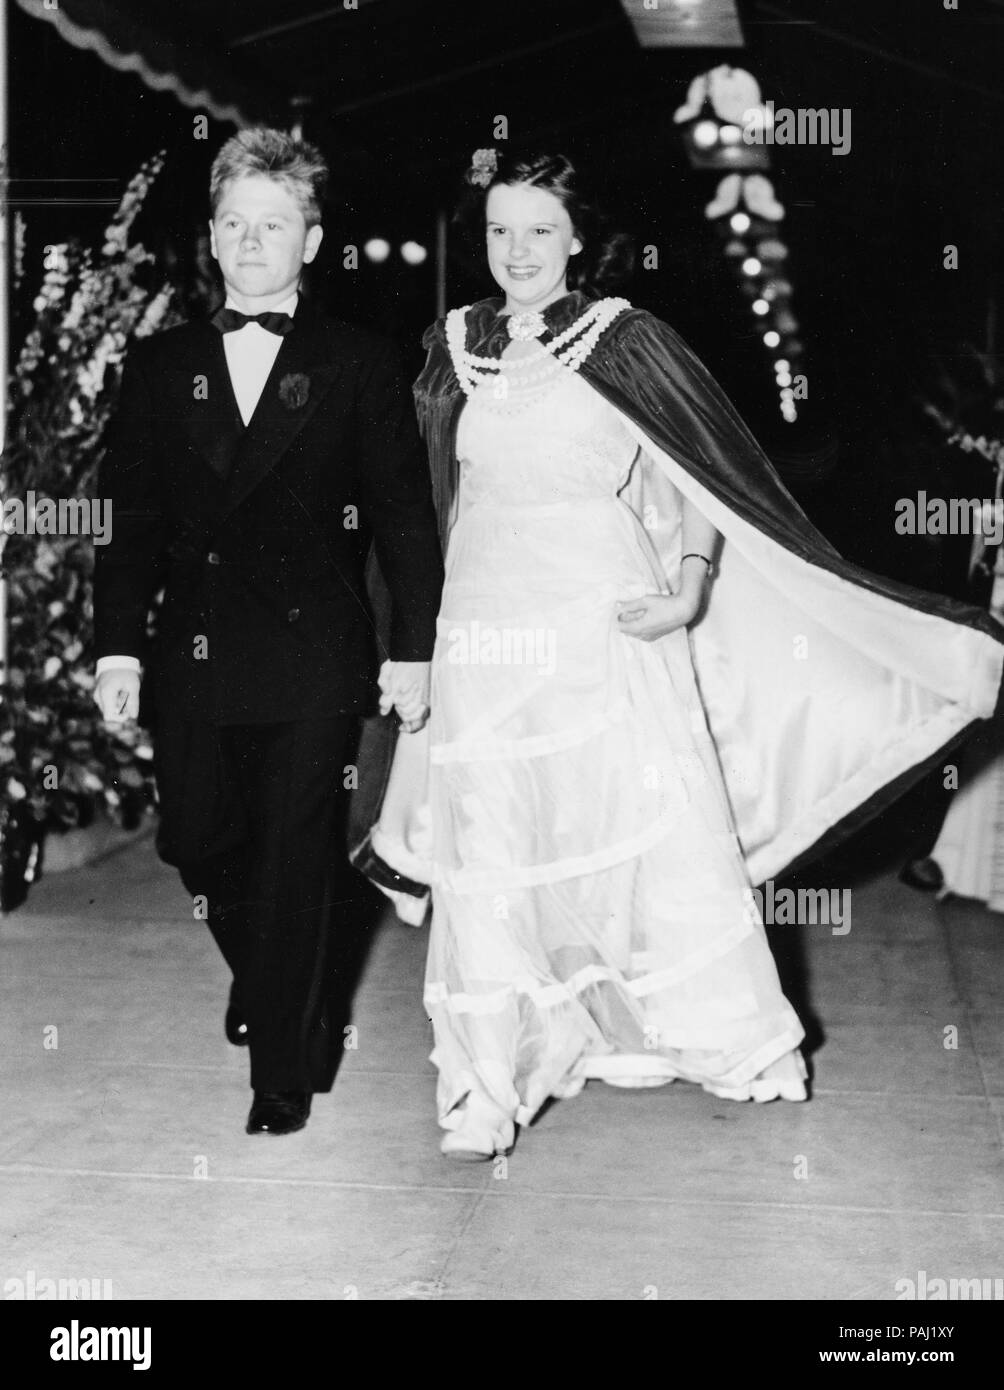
[{"xmin": 506, "ymin": 310, "xmax": 547, "ymax": 342}]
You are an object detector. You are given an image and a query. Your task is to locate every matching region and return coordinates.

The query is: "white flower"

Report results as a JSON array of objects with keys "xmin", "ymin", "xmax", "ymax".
[
  {"xmin": 13, "ymin": 211, "xmax": 26, "ymax": 287},
  {"xmin": 75, "ymin": 363, "xmax": 99, "ymax": 401},
  {"xmin": 60, "ymin": 286, "xmax": 88, "ymax": 332},
  {"xmin": 134, "ymin": 285, "xmax": 172, "ymax": 339},
  {"xmin": 75, "ymin": 334, "xmax": 118, "ymax": 401}
]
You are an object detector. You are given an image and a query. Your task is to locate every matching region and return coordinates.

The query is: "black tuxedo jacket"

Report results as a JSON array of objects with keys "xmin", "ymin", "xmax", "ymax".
[{"xmin": 93, "ymin": 301, "xmax": 444, "ymax": 725}]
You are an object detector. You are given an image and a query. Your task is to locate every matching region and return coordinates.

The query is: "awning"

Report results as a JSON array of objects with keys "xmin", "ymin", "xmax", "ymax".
[{"xmin": 14, "ymin": 0, "xmax": 280, "ymax": 127}]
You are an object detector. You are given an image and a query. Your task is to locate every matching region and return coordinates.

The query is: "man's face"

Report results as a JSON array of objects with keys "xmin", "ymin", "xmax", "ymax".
[{"xmin": 209, "ymin": 175, "xmax": 323, "ymax": 307}]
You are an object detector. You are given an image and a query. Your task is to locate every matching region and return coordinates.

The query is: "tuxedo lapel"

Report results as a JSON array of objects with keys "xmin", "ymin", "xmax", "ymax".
[
  {"xmin": 183, "ymin": 323, "xmax": 245, "ymax": 480},
  {"xmin": 221, "ymin": 305, "xmax": 342, "ymax": 517}
]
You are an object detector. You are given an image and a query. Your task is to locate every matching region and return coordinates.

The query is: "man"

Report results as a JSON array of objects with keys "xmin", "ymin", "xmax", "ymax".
[{"xmin": 93, "ymin": 128, "xmax": 443, "ymax": 1136}]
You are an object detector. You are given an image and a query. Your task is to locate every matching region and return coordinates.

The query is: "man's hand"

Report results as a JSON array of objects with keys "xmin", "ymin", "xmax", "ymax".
[
  {"xmin": 93, "ymin": 668, "xmax": 141, "ymax": 723},
  {"xmin": 378, "ymin": 660, "xmax": 431, "ymax": 733}
]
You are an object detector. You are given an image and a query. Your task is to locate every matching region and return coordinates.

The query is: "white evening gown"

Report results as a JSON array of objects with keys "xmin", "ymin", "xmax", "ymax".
[{"xmin": 424, "ymin": 368, "xmax": 806, "ymax": 1139}]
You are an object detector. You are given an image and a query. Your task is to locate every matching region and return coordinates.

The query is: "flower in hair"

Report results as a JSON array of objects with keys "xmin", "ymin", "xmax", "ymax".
[{"xmin": 469, "ymin": 148, "xmax": 499, "ymax": 188}]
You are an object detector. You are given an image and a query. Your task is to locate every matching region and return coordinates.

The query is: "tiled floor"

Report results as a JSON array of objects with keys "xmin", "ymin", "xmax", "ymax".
[{"xmin": 1, "ymin": 833, "xmax": 1001, "ymax": 1300}]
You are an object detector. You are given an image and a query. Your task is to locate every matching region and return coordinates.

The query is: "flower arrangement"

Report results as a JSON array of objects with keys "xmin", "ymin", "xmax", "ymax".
[
  {"xmin": 937, "ymin": 427, "xmax": 1004, "ymax": 470},
  {"xmin": 922, "ymin": 333, "xmax": 1004, "ymax": 470},
  {"xmin": 921, "ymin": 332, "xmax": 1004, "ymax": 584},
  {"xmin": 0, "ymin": 153, "xmax": 183, "ymax": 908}
]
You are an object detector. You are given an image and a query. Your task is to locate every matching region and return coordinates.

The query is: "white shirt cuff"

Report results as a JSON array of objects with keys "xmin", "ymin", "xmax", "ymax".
[{"xmin": 95, "ymin": 656, "xmax": 142, "ymax": 676}]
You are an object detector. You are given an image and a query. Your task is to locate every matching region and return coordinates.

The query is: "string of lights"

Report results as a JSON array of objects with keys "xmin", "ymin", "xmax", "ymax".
[{"xmin": 675, "ymin": 65, "xmax": 806, "ymax": 425}]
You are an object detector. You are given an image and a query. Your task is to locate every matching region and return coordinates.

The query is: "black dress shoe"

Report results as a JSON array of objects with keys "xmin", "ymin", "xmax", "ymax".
[
  {"xmin": 246, "ymin": 1091, "xmax": 311, "ymax": 1136},
  {"xmin": 899, "ymin": 857, "xmax": 944, "ymax": 893},
  {"xmin": 225, "ymin": 1002, "xmax": 249, "ymax": 1047}
]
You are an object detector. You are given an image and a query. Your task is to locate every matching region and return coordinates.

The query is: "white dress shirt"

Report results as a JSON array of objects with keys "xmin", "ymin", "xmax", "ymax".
[
  {"xmin": 96, "ymin": 292, "xmax": 298, "ymax": 678},
  {"xmin": 220, "ymin": 289, "xmax": 298, "ymax": 426}
]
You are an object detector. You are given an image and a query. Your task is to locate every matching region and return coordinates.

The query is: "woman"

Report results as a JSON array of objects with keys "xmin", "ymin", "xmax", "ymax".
[
  {"xmin": 366, "ymin": 150, "xmax": 1004, "ymax": 1160},
  {"xmin": 914, "ymin": 538, "xmax": 1004, "ymax": 909}
]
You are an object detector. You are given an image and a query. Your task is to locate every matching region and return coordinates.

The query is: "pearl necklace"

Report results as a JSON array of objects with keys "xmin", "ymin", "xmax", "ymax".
[
  {"xmin": 471, "ymin": 353, "xmax": 570, "ymax": 416},
  {"xmin": 446, "ymin": 297, "xmax": 631, "ymax": 398}
]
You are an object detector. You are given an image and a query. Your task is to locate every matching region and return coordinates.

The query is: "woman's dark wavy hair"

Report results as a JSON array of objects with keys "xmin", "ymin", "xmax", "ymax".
[{"xmin": 453, "ymin": 150, "xmax": 634, "ymax": 298}]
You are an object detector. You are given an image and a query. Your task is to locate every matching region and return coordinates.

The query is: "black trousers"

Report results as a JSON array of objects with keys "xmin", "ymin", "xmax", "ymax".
[{"xmin": 153, "ymin": 714, "xmax": 357, "ymax": 1093}]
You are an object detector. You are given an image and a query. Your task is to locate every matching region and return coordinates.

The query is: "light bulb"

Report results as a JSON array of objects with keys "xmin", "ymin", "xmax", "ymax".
[{"xmin": 693, "ymin": 120, "xmax": 720, "ymax": 149}]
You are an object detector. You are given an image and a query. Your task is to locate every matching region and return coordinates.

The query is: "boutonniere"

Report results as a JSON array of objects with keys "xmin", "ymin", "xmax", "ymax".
[{"xmin": 278, "ymin": 372, "xmax": 310, "ymax": 411}]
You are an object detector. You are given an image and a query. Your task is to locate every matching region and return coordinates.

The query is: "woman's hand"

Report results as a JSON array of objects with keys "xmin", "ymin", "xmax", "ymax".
[
  {"xmin": 379, "ymin": 659, "xmax": 431, "ymax": 732},
  {"xmin": 616, "ymin": 591, "xmax": 700, "ymax": 642}
]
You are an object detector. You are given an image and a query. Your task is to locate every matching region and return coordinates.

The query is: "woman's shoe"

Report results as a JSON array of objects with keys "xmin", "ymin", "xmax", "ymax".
[
  {"xmin": 440, "ymin": 1131, "xmax": 514, "ymax": 1162},
  {"xmin": 749, "ymin": 1049, "xmax": 809, "ymax": 1102},
  {"xmin": 439, "ymin": 1096, "xmax": 516, "ymax": 1162},
  {"xmin": 706, "ymin": 1048, "xmax": 809, "ymax": 1103},
  {"xmin": 349, "ymin": 833, "xmax": 430, "ymax": 926}
]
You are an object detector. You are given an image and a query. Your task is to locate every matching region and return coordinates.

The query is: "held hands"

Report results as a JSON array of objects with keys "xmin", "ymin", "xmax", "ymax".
[
  {"xmin": 93, "ymin": 668, "xmax": 141, "ymax": 723},
  {"xmin": 379, "ymin": 660, "xmax": 431, "ymax": 733}
]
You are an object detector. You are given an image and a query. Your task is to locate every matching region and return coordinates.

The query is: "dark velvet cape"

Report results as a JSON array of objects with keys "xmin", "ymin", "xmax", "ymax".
[{"xmin": 410, "ymin": 291, "xmax": 1003, "ymax": 883}]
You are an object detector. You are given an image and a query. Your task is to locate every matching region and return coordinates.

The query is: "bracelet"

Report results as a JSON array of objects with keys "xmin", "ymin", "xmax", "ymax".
[{"xmin": 681, "ymin": 552, "xmax": 714, "ymax": 577}]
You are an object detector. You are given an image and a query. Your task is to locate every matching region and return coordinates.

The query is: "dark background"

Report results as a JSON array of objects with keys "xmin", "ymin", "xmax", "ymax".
[{"xmin": 8, "ymin": 0, "xmax": 1004, "ymax": 585}]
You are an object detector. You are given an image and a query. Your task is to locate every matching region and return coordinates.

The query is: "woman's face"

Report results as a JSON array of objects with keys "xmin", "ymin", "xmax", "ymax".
[{"xmin": 485, "ymin": 182, "xmax": 582, "ymax": 313}]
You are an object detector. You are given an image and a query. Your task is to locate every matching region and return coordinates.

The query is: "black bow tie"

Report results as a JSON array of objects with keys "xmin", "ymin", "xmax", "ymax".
[{"xmin": 211, "ymin": 306, "xmax": 295, "ymax": 337}]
